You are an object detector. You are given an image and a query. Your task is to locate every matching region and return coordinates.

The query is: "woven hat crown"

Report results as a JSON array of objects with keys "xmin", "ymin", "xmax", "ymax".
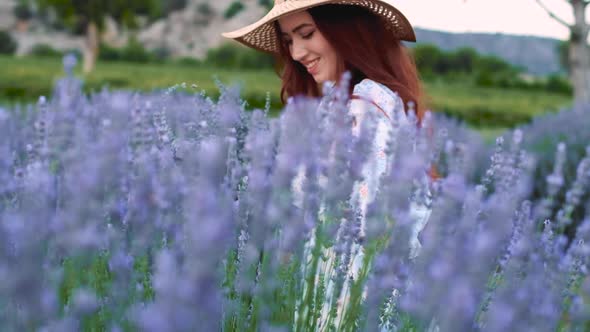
[{"xmin": 222, "ymin": 0, "xmax": 416, "ymax": 54}]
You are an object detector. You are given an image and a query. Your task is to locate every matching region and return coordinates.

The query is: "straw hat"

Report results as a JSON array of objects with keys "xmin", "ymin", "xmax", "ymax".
[{"xmin": 221, "ymin": 0, "xmax": 416, "ymax": 54}]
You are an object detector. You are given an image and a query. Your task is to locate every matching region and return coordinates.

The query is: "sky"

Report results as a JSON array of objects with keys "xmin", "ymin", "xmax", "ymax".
[{"xmin": 393, "ymin": 0, "xmax": 574, "ymax": 40}]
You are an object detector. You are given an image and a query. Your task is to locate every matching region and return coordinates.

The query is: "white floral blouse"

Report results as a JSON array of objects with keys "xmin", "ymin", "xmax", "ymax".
[
  {"xmin": 291, "ymin": 78, "xmax": 432, "ymax": 330},
  {"xmin": 292, "ymin": 78, "xmax": 430, "ymax": 254}
]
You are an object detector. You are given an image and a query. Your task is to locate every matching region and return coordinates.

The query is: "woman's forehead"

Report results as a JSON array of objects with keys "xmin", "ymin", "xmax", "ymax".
[{"xmin": 278, "ymin": 11, "xmax": 315, "ymax": 35}]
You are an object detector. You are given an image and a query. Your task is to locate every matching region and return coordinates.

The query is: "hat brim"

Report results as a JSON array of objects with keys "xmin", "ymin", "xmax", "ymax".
[{"xmin": 222, "ymin": 0, "xmax": 416, "ymax": 54}]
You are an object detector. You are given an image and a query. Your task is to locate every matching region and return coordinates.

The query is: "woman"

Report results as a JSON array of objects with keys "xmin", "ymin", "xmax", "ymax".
[
  {"xmin": 222, "ymin": 1, "xmax": 432, "ymax": 329},
  {"xmin": 222, "ymin": 0, "xmax": 430, "ymax": 239},
  {"xmin": 223, "ymin": 1, "xmax": 425, "ymax": 116}
]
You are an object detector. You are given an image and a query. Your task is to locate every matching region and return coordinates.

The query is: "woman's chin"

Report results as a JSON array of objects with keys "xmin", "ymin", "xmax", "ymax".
[{"xmin": 313, "ymin": 74, "xmax": 325, "ymax": 84}]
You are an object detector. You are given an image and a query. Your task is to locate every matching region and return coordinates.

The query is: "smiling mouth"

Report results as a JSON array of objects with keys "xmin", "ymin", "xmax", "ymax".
[
  {"xmin": 304, "ymin": 58, "xmax": 320, "ymax": 69},
  {"xmin": 305, "ymin": 58, "xmax": 320, "ymax": 74}
]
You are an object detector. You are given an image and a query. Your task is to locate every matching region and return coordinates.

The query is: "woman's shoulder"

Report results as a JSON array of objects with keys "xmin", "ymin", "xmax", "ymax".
[{"xmin": 351, "ymin": 78, "xmax": 405, "ymax": 121}]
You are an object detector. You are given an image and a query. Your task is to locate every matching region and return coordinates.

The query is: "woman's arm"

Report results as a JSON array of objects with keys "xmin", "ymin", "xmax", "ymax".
[
  {"xmin": 348, "ymin": 80, "xmax": 406, "ymax": 240},
  {"xmin": 349, "ymin": 81, "xmax": 431, "ymax": 261},
  {"xmin": 348, "ymin": 100, "xmax": 392, "ymax": 238}
]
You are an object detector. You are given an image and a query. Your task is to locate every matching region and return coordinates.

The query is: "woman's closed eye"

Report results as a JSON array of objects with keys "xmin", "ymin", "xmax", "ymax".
[
  {"xmin": 283, "ymin": 31, "xmax": 315, "ymax": 46},
  {"xmin": 302, "ymin": 31, "xmax": 314, "ymax": 39}
]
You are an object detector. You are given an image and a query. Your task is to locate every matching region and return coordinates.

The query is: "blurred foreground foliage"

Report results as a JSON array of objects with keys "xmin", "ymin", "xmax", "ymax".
[{"xmin": 0, "ymin": 63, "xmax": 588, "ymax": 331}]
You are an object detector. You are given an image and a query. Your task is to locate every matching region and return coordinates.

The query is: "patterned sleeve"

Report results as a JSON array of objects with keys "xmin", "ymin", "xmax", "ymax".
[
  {"xmin": 349, "ymin": 80, "xmax": 432, "ymax": 263},
  {"xmin": 348, "ymin": 80, "xmax": 407, "ymax": 238}
]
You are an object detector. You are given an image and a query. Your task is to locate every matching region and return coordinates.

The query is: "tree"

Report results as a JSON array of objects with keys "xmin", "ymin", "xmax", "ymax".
[
  {"xmin": 35, "ymin": 0, "xmax": 158, "ymax": 73},
  {"xmin": 533, "ymin": 0, "xmax": 590, "ymax": 103},
  {"xmin": 13, "ymin": 0, "xmax": 33, "ymax": 21},
  {"xmin": 258, "ymin": 0, "xmax": 274, "ymax": 11},
  {"xmin": 449, "ymin": 47, "xmax": 478, "ymax": 73},
  {"xmin": 0, "ymin": 31, "xmax": 17, "ymax": 55},
  {"xmin": 413, "ymin": 44, "xmax": 444, "ymax": 77}
]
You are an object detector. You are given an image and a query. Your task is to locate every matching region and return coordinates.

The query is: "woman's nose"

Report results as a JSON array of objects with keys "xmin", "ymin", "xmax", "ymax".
[{"xmin": 291, "ymin": 39, "xmax": 307, "ymax": 62}]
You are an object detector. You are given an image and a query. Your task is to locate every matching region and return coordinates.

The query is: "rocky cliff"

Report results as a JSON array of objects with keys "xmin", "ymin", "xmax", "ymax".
[
  {"xmin": 0, "ymin": 0, "xmax": 266, "ymax": 58},
  {"xmin": 136, "ymin": 0, "xmax": 265, "ymax": 58}
]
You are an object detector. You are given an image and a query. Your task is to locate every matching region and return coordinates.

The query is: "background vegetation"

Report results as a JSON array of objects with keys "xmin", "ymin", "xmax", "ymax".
[{"xmin": 0, "ymin": 40, "xmax": 573, "ymax": 133}]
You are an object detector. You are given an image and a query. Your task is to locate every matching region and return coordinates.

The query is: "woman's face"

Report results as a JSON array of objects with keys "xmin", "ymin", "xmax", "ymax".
[{"xmin": 278, "ymin": 11, "xmax": 342, "ymax": 85}]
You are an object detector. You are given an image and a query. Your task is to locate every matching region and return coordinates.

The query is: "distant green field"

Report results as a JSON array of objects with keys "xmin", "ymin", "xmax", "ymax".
[
  {"xmin": 0, "ymin": 55, "xmax": 282, "ymax": 110},
  {"xmin": 0, "ymin": 55, "xmax": 572, "ymax": 130}
]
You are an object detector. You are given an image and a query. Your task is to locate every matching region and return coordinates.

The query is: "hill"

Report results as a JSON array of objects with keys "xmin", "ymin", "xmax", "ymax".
[{"xmin": 413, "ymin": 28, "xmax": 563, "ymax": 76}]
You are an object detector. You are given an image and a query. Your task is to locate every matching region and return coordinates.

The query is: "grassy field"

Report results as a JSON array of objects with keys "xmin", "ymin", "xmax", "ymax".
[
  {"xmin": 1, "ymin": 55, "xmax": 281, "ymax": 109},
  {"xmin": 1, "ymin": 55, "xmax": 572, "ymax": 132}
]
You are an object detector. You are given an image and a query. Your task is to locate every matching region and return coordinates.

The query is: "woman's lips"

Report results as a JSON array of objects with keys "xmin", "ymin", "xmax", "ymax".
[{"xmin": 306, "ymin": 58, "xmax": 320, "ymax": 75}]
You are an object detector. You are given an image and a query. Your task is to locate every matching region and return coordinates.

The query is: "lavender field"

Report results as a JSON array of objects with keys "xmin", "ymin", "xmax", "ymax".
[{"xmin": 1, "ymin": 56, "xmax": 590, "ymax": 332}]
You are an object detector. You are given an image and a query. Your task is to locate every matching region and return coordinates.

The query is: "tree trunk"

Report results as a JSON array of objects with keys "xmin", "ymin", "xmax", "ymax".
[
  {"xmin": 568, "ymin": 42, "xmax": 590, "ymax": 103},
  {"xmin": 83, "ymin": 21, "xmax": 99, "ymax": 74},
  {"xmin": 569, "ymin": 0, "xmax": 590, "ymax": 104}
]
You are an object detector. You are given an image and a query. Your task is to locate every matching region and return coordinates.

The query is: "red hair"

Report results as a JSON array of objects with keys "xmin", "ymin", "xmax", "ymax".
[{"xmin": 273, "ymin": 4, "xmax": 427, "ymax": 121}]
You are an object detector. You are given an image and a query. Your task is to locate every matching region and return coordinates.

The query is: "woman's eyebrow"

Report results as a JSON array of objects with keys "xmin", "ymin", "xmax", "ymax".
[{"xmin": 281, "ymin": 23, "xmax": 313, "ymax": 36}]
